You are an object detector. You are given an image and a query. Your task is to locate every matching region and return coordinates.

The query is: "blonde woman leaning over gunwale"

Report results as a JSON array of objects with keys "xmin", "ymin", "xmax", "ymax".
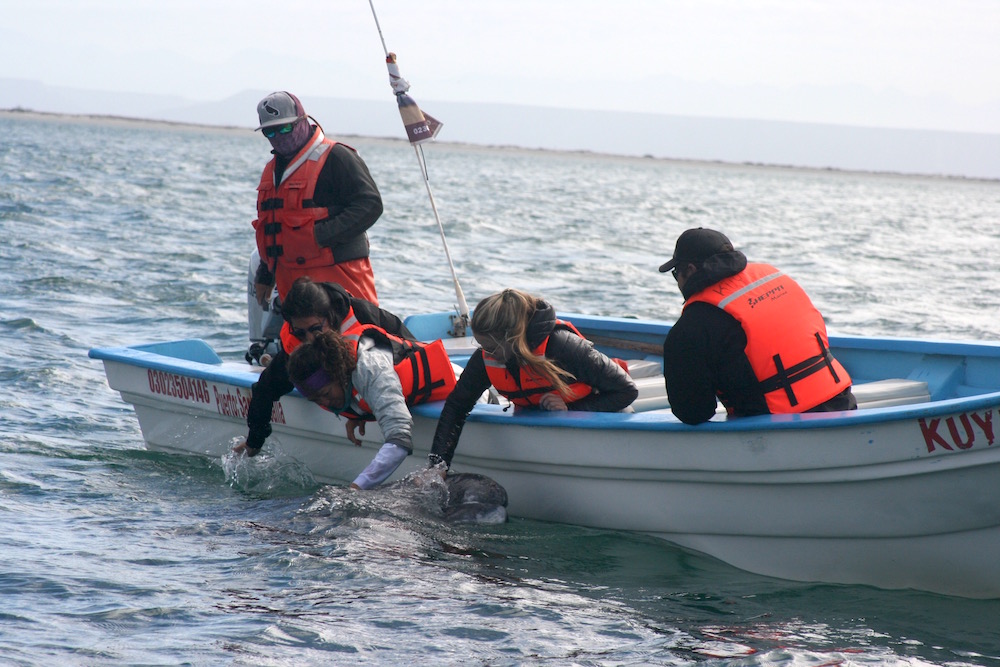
[{"xmin": 427, "ymin": 289, "xmax": 638, "ymax": 474}]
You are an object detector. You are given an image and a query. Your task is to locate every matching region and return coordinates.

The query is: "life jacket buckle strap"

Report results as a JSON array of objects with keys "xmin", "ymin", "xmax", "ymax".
[
  {"xmin": 404, "ymin": 346, "xmax": 443, "ymax": 405},
  {"xmin": 816, "ymin": 332, "xmax": 840, "ymax": 383},
  {"xmin": 769, "ymin": 354, "xmax": 799, "ymax": 407},
  {"xmin": 758, "ymin": 334, "xmax": 840, "ymax": 404}
]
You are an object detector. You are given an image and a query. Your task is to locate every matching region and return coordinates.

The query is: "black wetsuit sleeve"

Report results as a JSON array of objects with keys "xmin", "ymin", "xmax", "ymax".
[
  {"xmin": 662, "ymin": 313, "xmax": 720, "ymax": 425},
  {"xmin": 546, "ymin": 330, "xmax": 638, "ymax": 412},
  {"xmin": 430, "ymin": 351, "xmax": 491, "ymax": 467},
  {"xmin": 245, "ymin": 350, "xmax": 294, "ymax": 450},
  {"xmin": 663, "ymin": 303, "xmax": 765, "ymax": 424},
  {"xmin": 350, "ymin": 297, "xmax": 416, "ymax": 341},
  {"xmin": 254, "ymin": 262, "xmax": 274, "ymax": 288},
  {"xmin": 312, "ymin": 144, "xmax": 383, "ymax": 247},
  {"xmin": 377, "ymin": 308, "xmax": 415, "ymax": 340}
]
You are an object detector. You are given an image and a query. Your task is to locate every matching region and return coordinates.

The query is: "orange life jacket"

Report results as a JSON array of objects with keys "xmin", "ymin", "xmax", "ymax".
[
  {"xmin": 483, "ymin": 320, "xmax": 625, "ymax": 407},
  {"xmin": 279, "ymin": 307, "xmax": 361, "ymax": 355},
  {"xmin": 339, "ymin": 321, "xmax": 457, "ymax": 420},
  {"xmin": 685, "ymin": 262, "xmax": 851, "ymax": 414},
  {"xmin": 253, "ymin": 131, "xmax": 373, "ymax": 300}
]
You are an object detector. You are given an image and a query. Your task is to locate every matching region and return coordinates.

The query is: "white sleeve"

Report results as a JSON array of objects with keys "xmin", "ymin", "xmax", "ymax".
[
  {"xmin": 351, "ymin": 337, "xmax": 413, "ymax": 450},
  {"xmin": 352, "ymin": 442, "xmax": 409, "ymax": 489}
]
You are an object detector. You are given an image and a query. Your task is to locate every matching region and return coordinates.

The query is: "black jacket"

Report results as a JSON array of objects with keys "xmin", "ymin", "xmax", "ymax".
[
  {"xmin": 245, "ymin": 282, "xmax": 413, "ymax": 450},
  {"xmin": 430, "ymin": 301, "xmax": 638, "ymax": 466},
  {"xmin": 255, "ymin": 132, "xmax": 383, "ymax": 286},
  {"xmin": 663, "ymin": 250, "xmax": 854, "ymax": 425}
]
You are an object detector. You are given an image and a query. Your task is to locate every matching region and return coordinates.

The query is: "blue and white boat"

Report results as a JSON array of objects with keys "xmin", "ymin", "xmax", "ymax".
[{"xmin": 90, "ymin": 308, "xmax": 1000, "ymax": 599}]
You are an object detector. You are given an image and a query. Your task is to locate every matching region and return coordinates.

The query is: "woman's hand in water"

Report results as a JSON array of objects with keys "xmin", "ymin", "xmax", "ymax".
[
  {"xmin": 232, "ymin": 437, "xmax": 261, "ymax": 457},
  {"xmin": 412, "ymin": 466, "xmax": 446, "ymax": 487},
  {"xmin": 345, "ymin": 419, "xmax": 366, "ymax": 446}
]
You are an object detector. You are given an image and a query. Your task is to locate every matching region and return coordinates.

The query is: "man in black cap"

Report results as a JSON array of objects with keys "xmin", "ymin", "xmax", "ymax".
[
  {"xmin": 659, "ymin": 227, "xmax": 856, "ymax": 425},
  {"xmin": 252, "ymin": 91, "xmax": 383, "ymax": 307}
]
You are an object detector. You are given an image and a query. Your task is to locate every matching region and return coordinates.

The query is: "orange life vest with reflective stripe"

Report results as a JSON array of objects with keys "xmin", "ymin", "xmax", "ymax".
[
  {"xmin": 340, "ymin": 321, "xmax": 457, "ymax": 420},
  {"xmin": 253, "ymin": 131, "xmax": 361, "ymax": 299},
  {"xmin": 483, "ymin": 320, "xmax": 625, "ymax": 407},
  {"xmin": 279, "ymin": 307, "xmax": 361, "ymax": 356},
  {"xmin": 685, "ymin": 263, "xmax": 851, "ymax": 414}
]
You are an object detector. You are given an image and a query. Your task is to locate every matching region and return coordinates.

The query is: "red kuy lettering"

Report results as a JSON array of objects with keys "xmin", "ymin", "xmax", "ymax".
[
  {"xmin": 970, "ymin": 410, "xmax": 995, "ymax": 446},
  {"xmin": 920, "ymin": 418, "xmax": 953, "ymax": 453},
  {"xmin": 946, "ymin": 414, "xmax": 976, "ymax": 449}
]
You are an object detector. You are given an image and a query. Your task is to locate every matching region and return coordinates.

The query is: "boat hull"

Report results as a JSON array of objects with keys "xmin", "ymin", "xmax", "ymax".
[{"xmin": 90, "ymin": 317, "xmax": 1000, "ymax": 598}]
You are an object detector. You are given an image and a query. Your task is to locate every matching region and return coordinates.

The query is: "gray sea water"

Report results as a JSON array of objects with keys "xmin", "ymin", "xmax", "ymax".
[{"xmin": 3, "ymin": 111, "xmax": 1000, "ymax": 666}]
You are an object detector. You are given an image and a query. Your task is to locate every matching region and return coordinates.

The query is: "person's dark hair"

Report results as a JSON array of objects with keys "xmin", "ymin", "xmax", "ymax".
[
  {"xmin": 287, "ymin": 330, "xmax": 357, "ymax": 396},
  {"xmin": 281, "ymin": 277, "xmax": 331, "ymax": 322}
]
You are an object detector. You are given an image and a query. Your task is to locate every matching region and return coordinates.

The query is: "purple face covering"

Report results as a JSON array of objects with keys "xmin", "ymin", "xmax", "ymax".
[
  {"xmin": 293, "ymin": 367, "xmax": 333, "ymax": 398},
  {"xmin": 269, "ymin": 119, "xmax": 313, "ymax": 159}
]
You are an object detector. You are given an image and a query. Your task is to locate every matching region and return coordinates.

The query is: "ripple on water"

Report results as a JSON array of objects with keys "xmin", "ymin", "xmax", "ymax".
[{"xmin": 3, "ymin": 114, "xmax": 1000, "ymax": 664}]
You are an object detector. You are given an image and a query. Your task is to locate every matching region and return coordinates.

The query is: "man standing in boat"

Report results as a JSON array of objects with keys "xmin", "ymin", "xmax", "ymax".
[
  {"xmin": 253, "ymin": 91, "xmax": 383, "ymax": 306},
  {"xmin": 659, "ymin": 227, "xmax": 856, "ymax": 425}
]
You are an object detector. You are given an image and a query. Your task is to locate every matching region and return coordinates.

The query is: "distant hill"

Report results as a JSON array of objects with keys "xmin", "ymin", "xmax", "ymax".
[{"xmin": 3, "ymin": 78, "xmax": 998, "ymax": 180}]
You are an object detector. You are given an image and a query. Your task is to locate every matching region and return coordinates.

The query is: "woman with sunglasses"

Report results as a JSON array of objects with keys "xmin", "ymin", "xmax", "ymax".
[
  {"xmin": 252, "ymin": 90, "xmax": 383, "ymax": 307},
  {"xmin": 287, "ymin": 328, "xmax": 456, "ymax": 490},
  {"xmin": 234, "ymin": 277, "xmax": 414, "ymax": 458},
  {"xmin": 427, "ymin": 289, "xmax": 638, "ymax": 473}
]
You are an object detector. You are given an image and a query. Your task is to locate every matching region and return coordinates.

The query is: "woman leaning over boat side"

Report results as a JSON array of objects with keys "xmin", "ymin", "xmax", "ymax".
[
  {"xmin": 427, "ymin": 289, "xmax": 638, "ymax": 474},
  {"xmin": 287, "ymin": 327, "xmax": 456, "ymax": 490},
  {"xmin": 233, "ymin": 277, "xmax": 415, "ymax": 458}
]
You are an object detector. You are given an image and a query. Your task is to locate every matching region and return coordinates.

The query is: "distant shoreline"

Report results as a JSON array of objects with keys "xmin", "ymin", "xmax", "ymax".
[
  {"xmin": 1, "ymin": 107, "xmax": 252, "ymax": 133},
  {"xmin": 3, "ymin": 107, "xmax": 995, "ymax": 183}
]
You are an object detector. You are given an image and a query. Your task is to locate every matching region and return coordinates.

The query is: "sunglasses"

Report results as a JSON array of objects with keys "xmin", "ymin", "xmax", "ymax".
[
  {"xmin": 263, "ymin": 122, "xmax": 296, "ymax": 138},
  {"xmin": 671, "ymin": 259, "xmax": 694, "ymax": 280},
  {"xmin": 291, "ymin": 322, "xmax": 326, "ymax": 340}
]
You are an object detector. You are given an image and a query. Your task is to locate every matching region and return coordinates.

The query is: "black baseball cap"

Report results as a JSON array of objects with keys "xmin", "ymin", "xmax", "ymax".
[{"xmin": 658, "ymin": 228, "xmax": 734, "ymax": 273}]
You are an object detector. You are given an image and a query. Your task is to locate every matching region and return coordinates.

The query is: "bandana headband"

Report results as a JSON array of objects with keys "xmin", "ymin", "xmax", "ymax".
[{"xmin": 293, "ymin": 367, "xmax": 333, "ymax": 397}]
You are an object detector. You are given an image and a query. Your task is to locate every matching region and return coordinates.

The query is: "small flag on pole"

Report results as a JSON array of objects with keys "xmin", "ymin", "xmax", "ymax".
[
  {"xmin": 386, "ymin": 53, "xmax": 442, "ymax": 144},
  {"xmin": 367, "ymin": 0, "xmax": 470, "ymax": 335}
]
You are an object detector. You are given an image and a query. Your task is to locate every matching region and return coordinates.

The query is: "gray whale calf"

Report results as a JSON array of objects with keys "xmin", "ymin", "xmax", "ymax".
[{"xmin": 441, "ymin": 473, "xmax": 509, "ymax": 524}]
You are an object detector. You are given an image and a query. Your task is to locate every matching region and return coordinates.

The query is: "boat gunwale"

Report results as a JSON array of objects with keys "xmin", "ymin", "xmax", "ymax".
[{"xmin": 89, "ymin": 334, "xmax": 1000, "ymax": 434}]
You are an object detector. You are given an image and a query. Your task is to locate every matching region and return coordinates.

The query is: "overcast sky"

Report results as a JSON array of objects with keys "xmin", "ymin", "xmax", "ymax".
[{"xmin": 4, "ymin": 0, "xmax": 999, "ymax": 134}]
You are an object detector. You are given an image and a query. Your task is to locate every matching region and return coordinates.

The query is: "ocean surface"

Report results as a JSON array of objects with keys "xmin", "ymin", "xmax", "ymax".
[{"xmin": 3, "ymin": 111, "xmax": 1000, "ymax": 666}]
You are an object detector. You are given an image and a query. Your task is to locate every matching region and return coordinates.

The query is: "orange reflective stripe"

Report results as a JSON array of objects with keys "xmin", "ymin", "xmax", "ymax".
[{"xmin": 339, "ymin": 311, "xmax": 358, "ymax": 334}]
